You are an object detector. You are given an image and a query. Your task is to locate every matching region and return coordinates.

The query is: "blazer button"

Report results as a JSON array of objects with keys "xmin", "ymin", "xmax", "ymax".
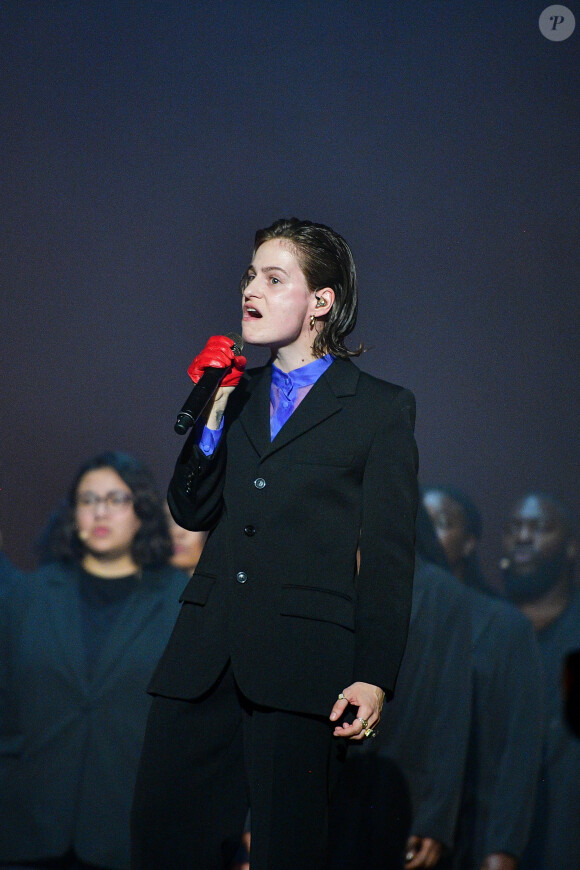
[
  {"xmin": 254, "ymin": 477, "xmax": 266, "ymax": 489},
  {"xmin": 244, "ymin": 525, "xmax": 256, "ymax": 537},
  {"xmin": 236, "ymin": 571, "xmax": 248, "ymax": 584}
]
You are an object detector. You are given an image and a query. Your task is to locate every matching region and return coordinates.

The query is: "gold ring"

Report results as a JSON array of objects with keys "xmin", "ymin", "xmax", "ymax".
[
  {"xmin": 338, "ymin": 693, "xmax": 346, "ymax": 701},
  {"xmin": 365, "ymin": 727, "xmax": 377, "ymax": 738},
  {"xmin": 357, "ymin": 717, "xmax": 369, "ymax": 729}
]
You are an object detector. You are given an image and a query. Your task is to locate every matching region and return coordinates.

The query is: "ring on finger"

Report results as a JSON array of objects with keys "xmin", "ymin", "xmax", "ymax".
[
  {"xmin": 357, "ymin": 717, "xmax": 369, "ymax": 729},
  {"xmin": 364, "ymin": 727, "xmax": 377, "ymax": 738},
  {"xmin": 337, "ymin": 693, "xmax": 346, "ymax": 701}
]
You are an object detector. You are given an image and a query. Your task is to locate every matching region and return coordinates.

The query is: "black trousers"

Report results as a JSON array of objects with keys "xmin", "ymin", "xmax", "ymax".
[{"xmin": 130, "ymin": 664, "xmax": 344, "ymax": 870}]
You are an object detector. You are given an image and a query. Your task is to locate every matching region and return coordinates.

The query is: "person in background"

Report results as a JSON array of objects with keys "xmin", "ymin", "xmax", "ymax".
[
  {"xmin": 230, "ymin": 830, "xmax": 251, "ymax": 870},
  {"xmin": 0, "ymin": 451, "xmax": 185, "ymax": 870},
  {"xmin": 164, "ymin": 504, "xmax": 207, "ymax": 575},
  {"xmin": 422, "ymin": 486, "xmax": 493, "ymax": 594},
  {"xmin": 328, "ymin": 503, "xmax": 473, "ymax": 869},
  {"xmin": 424, "ymin": 489, "xmax": 544, "ymax": 870},
  {"xmin": 501, "ymin": 493, "xmax": 579, "ymax": 870}
]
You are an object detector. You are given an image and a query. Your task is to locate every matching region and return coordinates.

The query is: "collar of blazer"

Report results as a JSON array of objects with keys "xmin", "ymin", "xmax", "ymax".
[
  {"xmin": 233, "ymin": 357, "xmax": 360, "ymax": 459},
  {"xmin": 38, "ymin": 563, "xmax": 172, "ymax": 689}
]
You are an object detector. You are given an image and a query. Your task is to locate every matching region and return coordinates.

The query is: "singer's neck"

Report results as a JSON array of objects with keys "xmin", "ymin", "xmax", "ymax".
[
  {"xmin": 270, "ymin": 344, "xmax": 319, "ymax": 373},
  {"xmin": 519, "ymin": 577, "xmax": 570, "ymax": 632}
]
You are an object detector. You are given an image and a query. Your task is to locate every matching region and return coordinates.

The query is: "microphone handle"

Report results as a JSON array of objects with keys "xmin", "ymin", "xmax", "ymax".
[{"xmin": 174, "ymin": 365, "xmax": 229, "ymax": 435}]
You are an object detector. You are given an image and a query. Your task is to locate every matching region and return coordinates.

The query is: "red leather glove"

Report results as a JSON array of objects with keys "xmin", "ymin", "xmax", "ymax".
[{"xmin": 187, "ymin": 335, "xmax": 247, "ymax": 388}]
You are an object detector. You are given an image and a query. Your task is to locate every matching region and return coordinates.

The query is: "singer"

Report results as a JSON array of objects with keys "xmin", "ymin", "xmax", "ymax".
[{"xmin": 131, "ymin": 218, "xmax": 419, "ymax": 870}]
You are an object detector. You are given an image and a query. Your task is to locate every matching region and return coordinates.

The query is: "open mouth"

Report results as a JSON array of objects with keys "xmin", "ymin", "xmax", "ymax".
[{"xmin": 245, "ymin": 306, "xmax": 262, "ymax": 319}]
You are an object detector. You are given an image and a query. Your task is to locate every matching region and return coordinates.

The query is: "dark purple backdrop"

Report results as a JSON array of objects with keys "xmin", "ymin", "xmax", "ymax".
[{"xmin": 2, "ymin": 1, "xmax": 579, "ymax": 576}]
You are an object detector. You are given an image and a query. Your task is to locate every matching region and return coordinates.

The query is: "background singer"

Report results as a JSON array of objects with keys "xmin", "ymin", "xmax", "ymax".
[{"xmin": 130, "ymin": 217, "xmax": 419, "ymax": 870}]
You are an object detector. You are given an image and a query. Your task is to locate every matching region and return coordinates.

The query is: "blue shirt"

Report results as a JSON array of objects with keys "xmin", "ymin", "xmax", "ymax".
[{"xmin": 198, "ymin": 354, "xmax": 334, "ymax": 455}]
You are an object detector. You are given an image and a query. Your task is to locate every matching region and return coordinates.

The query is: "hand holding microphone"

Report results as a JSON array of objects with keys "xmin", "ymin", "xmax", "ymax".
[
  {"xmin": 174, "ymin": 334, "xmax": 246, "ymax": 434},
  {"xmin": 187, "ymin": 334, "xmax": 246, "ymax": 388}
]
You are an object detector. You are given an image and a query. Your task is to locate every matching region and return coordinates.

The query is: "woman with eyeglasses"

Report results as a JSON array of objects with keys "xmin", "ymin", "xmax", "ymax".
[{"xmin": 0, "ymin": 451, "xmax": 185, "ymax": 870}]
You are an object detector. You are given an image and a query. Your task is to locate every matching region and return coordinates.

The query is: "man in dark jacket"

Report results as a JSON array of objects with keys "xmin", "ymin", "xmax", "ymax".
[
  {"xmin": 327, "ymin": 503, "xmax": 473, "ymax": 870},
  {"xmin": 424, "ymin": 488, "xmax": 544, "ymax": 870},
  {"xmin": 501, "ymin": 493, "xmax": 579, "ymax": 870}
]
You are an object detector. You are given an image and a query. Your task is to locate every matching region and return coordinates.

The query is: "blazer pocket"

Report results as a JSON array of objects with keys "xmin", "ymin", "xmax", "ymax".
[
  {"xmin": 179, "ymin": 572, "xmax": 216, "ymax": 605},
  {"xmin": 280, "ymin": 585, "xmax": 355, "ymax": 631}
]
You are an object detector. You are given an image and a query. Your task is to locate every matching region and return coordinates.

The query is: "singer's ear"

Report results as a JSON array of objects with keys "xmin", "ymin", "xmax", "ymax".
[{"xmin": 310, "ymin": 287, "xmax": 335, "ymax": 313}]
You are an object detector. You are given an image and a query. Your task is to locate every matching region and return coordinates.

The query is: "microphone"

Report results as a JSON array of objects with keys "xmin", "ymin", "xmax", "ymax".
[{"xmin": 174, "ymin": 333, "xmax": 244, "ymax": 435}]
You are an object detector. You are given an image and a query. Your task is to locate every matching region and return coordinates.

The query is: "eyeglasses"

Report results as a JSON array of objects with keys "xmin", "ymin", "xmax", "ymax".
[{"xmin": 76, "ymin": 491, "xmax": 134, "ymax": 511}]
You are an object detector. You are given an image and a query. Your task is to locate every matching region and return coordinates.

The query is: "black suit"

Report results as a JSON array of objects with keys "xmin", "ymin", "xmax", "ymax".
[
  {"xmin": 132, "ymin": 358, "xmax": 418, "ymax": 869},
  {"xmin": 0, "ymin": 563, "xmax": 185, "ymax": 869}
]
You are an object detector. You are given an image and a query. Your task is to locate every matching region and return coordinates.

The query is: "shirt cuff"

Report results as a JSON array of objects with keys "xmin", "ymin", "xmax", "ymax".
[{"xmin": 197, "ymin": 419, "xmax": 224, "ymax": 456}]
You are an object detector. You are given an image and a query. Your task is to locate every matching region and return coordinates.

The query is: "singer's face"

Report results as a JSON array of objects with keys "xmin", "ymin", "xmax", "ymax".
[
  {"xmin": 75, "ymin": 467, "xmax": 141, "ymax": 560},
  {"xmin": 241, "ymin": 239, "xmax": 316, "ymax": 353},
  {"xmin": 423, "ymin": 490, "xmax": 476, "ymax": 574}
]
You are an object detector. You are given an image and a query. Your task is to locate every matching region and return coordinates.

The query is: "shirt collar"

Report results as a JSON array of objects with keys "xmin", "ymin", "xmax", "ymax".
[{"xmin": 271, "ymin": 354, "xmax": 334, "ymax": 394}]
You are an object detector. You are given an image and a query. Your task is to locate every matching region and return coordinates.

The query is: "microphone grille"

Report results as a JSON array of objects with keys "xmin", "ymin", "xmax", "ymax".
[{"xmin": 226, "ymin": 332, "xmax": 244, "ymax": 355}]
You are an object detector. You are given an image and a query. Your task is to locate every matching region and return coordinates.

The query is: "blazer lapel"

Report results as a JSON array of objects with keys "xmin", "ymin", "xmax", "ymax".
[
  {"xmin": 48, "ymin": 567, "xmax": 90, "ymax": 690},
  {"xmin": 235, "ymin": 357, "xmax": 360, "ymax": 460},
  {"xmin": 263, "ymin": 357, "xmax": 359, "ymax": 459},
  {"xmin": 236, "ymin": 365, "xmax": 273, "ymax": 458}
]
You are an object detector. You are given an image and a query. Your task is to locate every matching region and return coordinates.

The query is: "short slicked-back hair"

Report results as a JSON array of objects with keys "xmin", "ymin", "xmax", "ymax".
[{"xmin": 247, "ymin": 217, "xmax": 362, "ymax": 359}]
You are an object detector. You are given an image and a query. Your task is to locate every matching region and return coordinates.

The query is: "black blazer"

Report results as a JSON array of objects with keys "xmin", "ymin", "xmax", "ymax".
[
  {"xmin": 0, "ymin": 562, "xmax": 185, "ymax": 868},
  {"xmin": 151, "ymin": 357, "xmax": 419, "ymax": 717}
]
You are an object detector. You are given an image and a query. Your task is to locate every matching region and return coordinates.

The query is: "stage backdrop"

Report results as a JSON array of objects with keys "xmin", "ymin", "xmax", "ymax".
[{"xmin": 1, "ymin": 0, "xmax": 578, "ymax": 578}]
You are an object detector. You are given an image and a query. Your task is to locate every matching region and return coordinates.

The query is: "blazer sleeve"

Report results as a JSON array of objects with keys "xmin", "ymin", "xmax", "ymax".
[
  {"xmin": 355, "ymin": 388, "xmax": 419, "ymax": 697},
  {"xmin": 167, "ymin": 426, "xmax": 228, "ymax": 531}
]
